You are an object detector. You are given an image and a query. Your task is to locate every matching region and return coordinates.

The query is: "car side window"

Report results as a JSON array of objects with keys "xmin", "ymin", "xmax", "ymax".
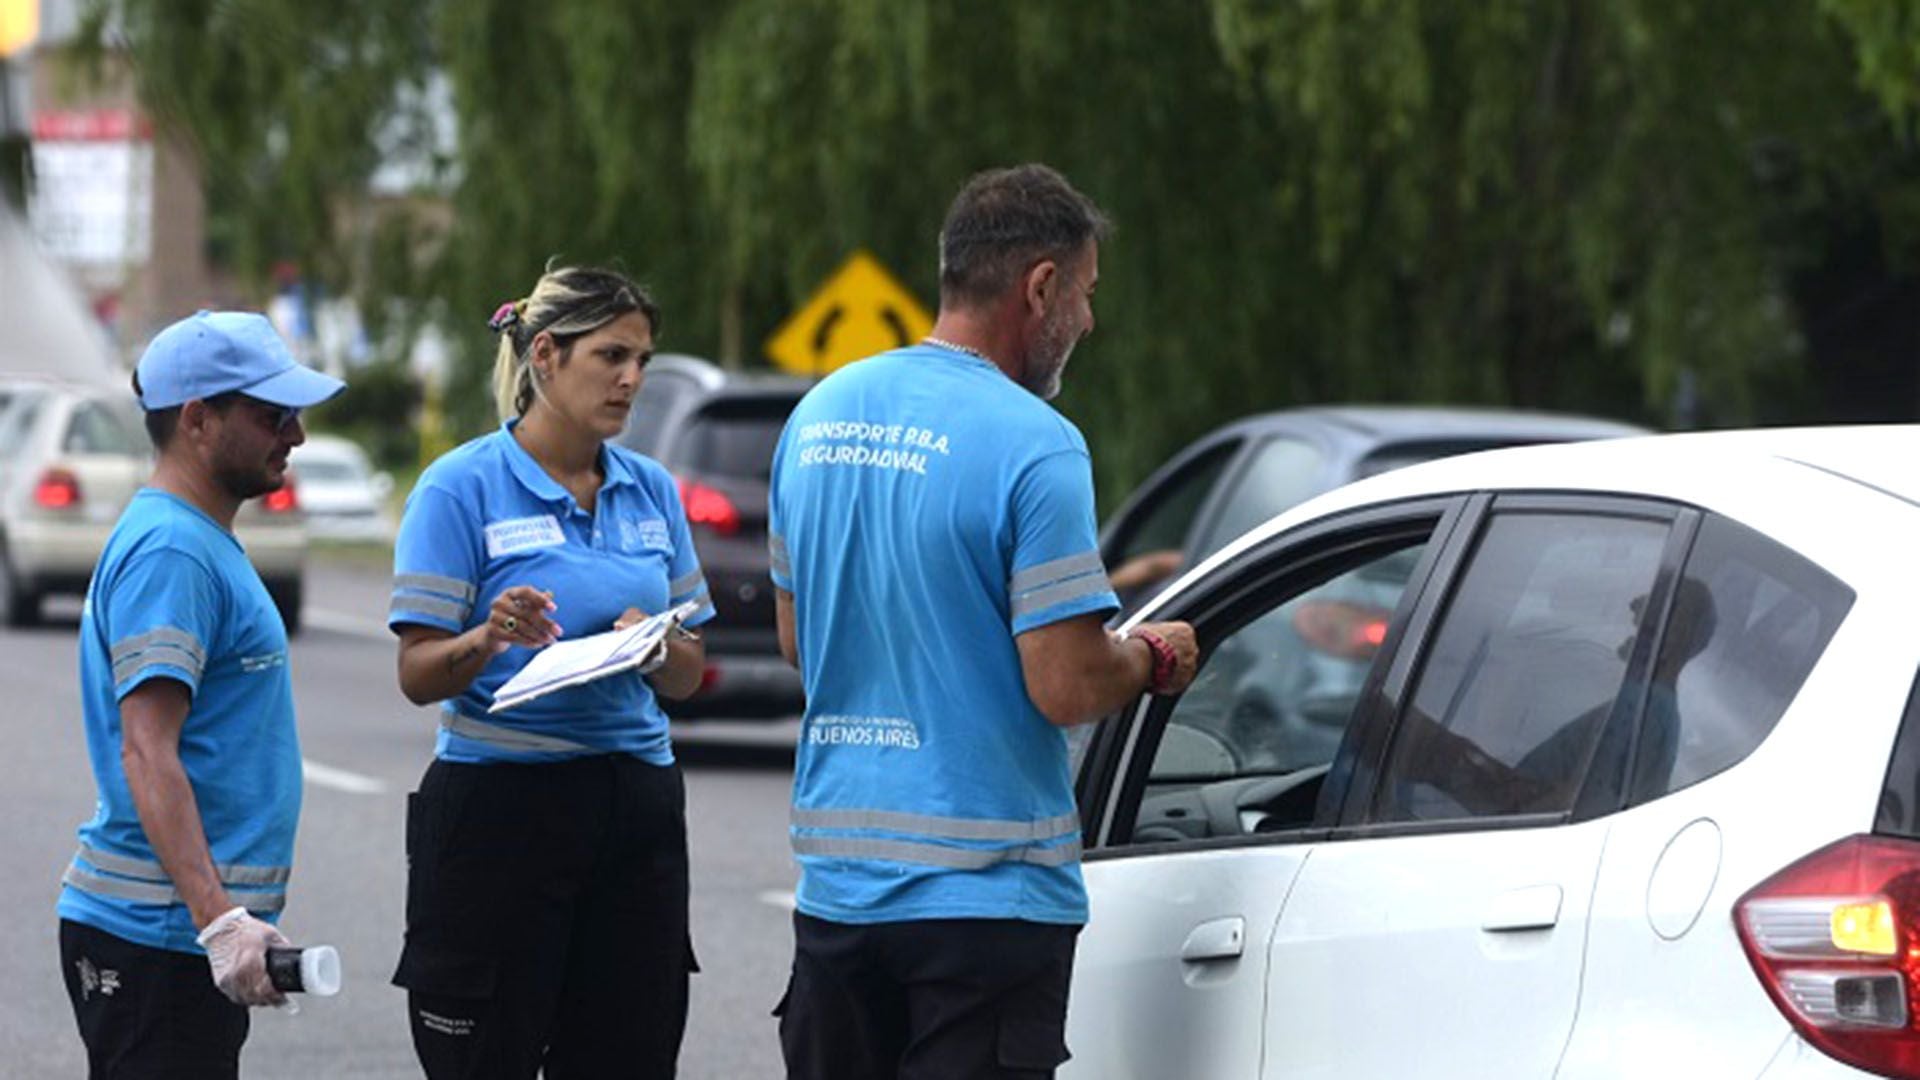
[
  {"xmin": 1628, "ymin": 514, "xmax": 1852, "ymax": 803},
  {"xmin": 1191, "ymin": 437, "xmax": 1325, "ymax": 561},
  {"xmin": 1371, "ymin": 511, "xmax": 1669, "ymax": 823},
  {"xmin": 0, "ymin": 394, "xmax": 44, "ymax": 456},
  {"xmin": 1118, "ymin": 537, "xmax": 1429, "ymax": 847}
]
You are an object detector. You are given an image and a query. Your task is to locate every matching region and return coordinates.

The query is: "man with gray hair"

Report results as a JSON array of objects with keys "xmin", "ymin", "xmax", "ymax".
[{"xmin": 768, "ymin": 163, "xmax": 1197, "ymax": 1077}]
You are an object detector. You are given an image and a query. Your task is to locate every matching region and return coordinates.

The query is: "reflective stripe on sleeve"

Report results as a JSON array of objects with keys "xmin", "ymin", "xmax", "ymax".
[
  {"xmin": 791, "ymin": 807, "xmax": 1080, "ymax": 843},
  {"xmin": 392, "ymin": 573, "xmax": 476, "ymax": 625},
  {"xmin": 1009, "ymin": 571, "xmax": 1114, "ymax": 621},
  {"xmin": 62, "ymin": 862, "xmax": 287, "ymax": 914},
  {"xmin": 441, "ymin": 708, "xmax": 594, "ymax": 754},
  {"xmin": 1008, "ymin": 551, "xmax": 1106, "ymax": 596},
  {"xmin": 669, "ymin": 571, "xmax": 708, "ymax": 603},
  {"xmin": 790, "ymin": 834, "xmax": 1082, "ymax": 870},
  {"xmin": 394, "ymin": 573, "xmax": 477, "ymax": 605},
  {"xmin": 391, "ymin": 594, "xmax": 468, "ymax": 625},
  {"xmin": 769, "ymin": 534, "xmax": 791, "ymax": 578},
  {"xmin": 78, "ymin": 843, "xmax": 290, "ymax": 887},
  {"xmin": 109, "ymin": 628, "xmax": 207, "ymax": 683}
]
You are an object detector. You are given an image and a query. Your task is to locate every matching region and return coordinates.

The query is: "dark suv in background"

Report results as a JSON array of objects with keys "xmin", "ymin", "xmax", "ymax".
[{"xmin": 619, "ymin": 355, "xmax": 809, "ymax": 719}]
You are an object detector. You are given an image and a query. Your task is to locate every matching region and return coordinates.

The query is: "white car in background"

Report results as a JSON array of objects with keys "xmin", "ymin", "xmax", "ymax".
[
  {"xmin": 0, "ymin": 377, "xmax": 309, "ymax": 630},
  {"xmin": 1067, "ymin": 425, "xmax": 1920, "ymax": 1080},
  {"xmin": 289, "ymin": 433, "xmax": 394, "ymax": 542}
]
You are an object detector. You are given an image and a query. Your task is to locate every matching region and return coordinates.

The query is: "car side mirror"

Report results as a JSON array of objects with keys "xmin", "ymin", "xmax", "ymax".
[{"xmin": 370, "ymin": 471, "xmax": 394, "ymax": 500}]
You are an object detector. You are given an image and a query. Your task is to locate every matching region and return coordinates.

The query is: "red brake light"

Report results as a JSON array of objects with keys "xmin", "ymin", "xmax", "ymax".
[
  {"xmin": 262, "ymin": 476, "xmax": 299, "ymax": 513},
  {"xmin": 33, "ymin": 467, "xmax": 82, "ymax": 509},
  {"xmin": 1291, "ymin": 600, "xmax": 1391, "ymax": 661},
  {"xmin": 1735, "ymin": 834, "xmax": 1920, "ymax": 1077},
  {"xmin": 678, "ymin": 478, "xmax": 740, "ymax": 536}
]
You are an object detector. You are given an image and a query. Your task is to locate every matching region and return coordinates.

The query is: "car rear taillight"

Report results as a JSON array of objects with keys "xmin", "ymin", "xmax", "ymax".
[
  {"xmin": 678, "ymin": 478, "xmax": 740, "ymax": 536},
  {"xmin": 262, "ymin": 476, "xmax": 299, "ymax": 513},
  {"xmin": 1291, "ymin": 600, "xmax": 1391, "ymax": 660},
  {"xmin": 1735, "ymin": 834, "xmax": 1920, "ymax": 1077},
  {"xmin": 33, "ymin": 468, "xmax": 82, "ymax": 509}
]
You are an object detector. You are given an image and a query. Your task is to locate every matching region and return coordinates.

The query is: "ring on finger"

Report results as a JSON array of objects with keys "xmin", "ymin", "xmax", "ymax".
[{"xmin": 503, "ymin": 615, "xmax": 518, "ymax": 634}]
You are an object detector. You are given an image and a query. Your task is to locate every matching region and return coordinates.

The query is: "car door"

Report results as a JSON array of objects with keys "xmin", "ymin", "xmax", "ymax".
[
  {"xmin": 1065, "ymin": 497, "xmax": 1463, "ymax": 1080},
  {"xmin": 1262, "ymin": 495, "xmax": 1693, "ymax": 1079}
]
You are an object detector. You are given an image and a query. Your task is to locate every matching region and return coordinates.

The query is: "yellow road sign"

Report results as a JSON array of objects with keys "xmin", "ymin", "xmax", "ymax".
[
  {"xmin": 0, "ymin": 0, "xmax": 37, "ymax": 57},
  {"xmin": 765, "ymin": 251, "xmax": 932, "ymax": 378}
]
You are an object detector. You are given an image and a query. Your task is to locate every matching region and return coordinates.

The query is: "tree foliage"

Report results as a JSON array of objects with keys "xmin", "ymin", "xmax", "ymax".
[
  {"xmin": 78, "ymin": 0, "xmax": 1920, "ymax": 498},
  {"xmin": 75, "ymin": 0, "xmax": 433, "ymax": 284}
]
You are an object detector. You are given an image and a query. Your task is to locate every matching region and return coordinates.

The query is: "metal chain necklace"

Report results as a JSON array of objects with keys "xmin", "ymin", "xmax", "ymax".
[{"xmin": 922, "ymin": 336, "xmax": 993, "ymax": 364}]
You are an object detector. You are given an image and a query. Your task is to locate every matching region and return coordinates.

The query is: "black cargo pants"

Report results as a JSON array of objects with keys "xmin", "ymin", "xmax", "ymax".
[{"xmin": 394, "ymin": 754, "xmax": 695, "ymax": 1079}]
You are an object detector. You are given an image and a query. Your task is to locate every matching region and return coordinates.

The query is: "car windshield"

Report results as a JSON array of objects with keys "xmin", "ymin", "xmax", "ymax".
[
  {"xmin": 295, "ymin": 459, "xmax": 362, "ymax": 483},
  {"xmin": 1192, "ymin": 437, "xmax": 1325, "ymax": 560}
]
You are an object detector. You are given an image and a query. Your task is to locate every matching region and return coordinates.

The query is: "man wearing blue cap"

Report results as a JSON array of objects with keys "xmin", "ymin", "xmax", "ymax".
[{"xmin": 56, "ymin": 311, "xmax": 345, "ymax": 1078}]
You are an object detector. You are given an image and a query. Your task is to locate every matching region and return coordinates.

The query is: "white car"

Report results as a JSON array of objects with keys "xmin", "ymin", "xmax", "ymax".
[
  {"xmin": 289, "ymin": 433, "xmax": 394, "ymax": 542},
  {"xmin": 0, "ymin": 377, "xmax": 308, "ymax": 629},
  {"xmin": 1068, "ymin": 425, "xmax": 1920, "ymax": 1080}
]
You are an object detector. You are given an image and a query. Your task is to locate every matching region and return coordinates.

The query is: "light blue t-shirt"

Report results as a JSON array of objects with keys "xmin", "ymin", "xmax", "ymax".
[
  {"xmin": 389, "ymin": 422, "xmax": 715, "ymax": 765},
  {"xmin": 59, "ymin": 489, "xmax": 301, "ymax": 953},
  {"xmin": 769, "ymin": 343, "xmax": 1119, "ymax": 925}
]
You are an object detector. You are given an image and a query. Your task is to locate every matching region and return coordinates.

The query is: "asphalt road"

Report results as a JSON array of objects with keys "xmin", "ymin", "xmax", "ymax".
[{"xmin": 0, "ymin": 554, "xmax": 800, "ymax": 1078}]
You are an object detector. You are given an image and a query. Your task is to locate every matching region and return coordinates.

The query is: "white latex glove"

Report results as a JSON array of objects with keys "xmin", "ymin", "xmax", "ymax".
[{"xmin": 197, "ymin": 906, "xmax": 290, "ymax": 1006}]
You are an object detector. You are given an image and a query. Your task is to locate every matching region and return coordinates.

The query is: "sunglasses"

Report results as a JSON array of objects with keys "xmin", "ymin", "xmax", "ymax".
[{"xmin": 242, "ymin": 397, "xmax": 303, "ymax": 434}]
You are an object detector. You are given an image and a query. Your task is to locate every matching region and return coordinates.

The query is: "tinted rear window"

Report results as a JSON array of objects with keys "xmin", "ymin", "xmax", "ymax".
[
  {"xmin": 675, "ymin": 397, "xmax": 798, "ymax": 480},
  {"xmin": 1629, "ymin": 515, "xmax": 1853, "ymax": 805},
  {"xmin": 1880, "ymin": 671, "xmax": 1920, "ymax": 839}
]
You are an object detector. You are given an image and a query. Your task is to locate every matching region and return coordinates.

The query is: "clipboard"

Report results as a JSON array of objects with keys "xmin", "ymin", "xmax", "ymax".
[{"xmin": 487, "ymin": 600, "xmax": 703, "ymax": 714}]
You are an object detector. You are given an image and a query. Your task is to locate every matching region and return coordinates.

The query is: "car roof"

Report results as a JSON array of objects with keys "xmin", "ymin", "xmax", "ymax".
[
  {"xmin": 1156, "ymin": 424, "xmax": 1920, "ymax": 613},
  {"xmin": 1208, "ymin": 405, "xmax": 1648, "ymax": 449},
  {"xmin": 1354, "ymin": 424, "xmax": 1920, "ymax": 506}
]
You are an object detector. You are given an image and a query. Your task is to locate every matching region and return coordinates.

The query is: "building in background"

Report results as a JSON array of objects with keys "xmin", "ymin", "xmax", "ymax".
[{"xmin": 21, "ymin": 0, "xmax": 229, "ymax": 367}]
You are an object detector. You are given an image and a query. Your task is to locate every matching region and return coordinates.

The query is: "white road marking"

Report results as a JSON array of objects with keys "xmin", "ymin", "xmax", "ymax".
[
  {"xmin": 302, "ymin": 759, "xmax": 388, "ymax": 795},
  {"xmin": 757, "ymin": 890, "xmax": 797, "ymax": 911},
  {"xmin": 305, "ymin": 608, "xmax": 391, "ymax": 641}
]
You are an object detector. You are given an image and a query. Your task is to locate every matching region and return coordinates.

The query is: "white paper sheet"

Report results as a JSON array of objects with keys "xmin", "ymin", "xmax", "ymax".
[{"xmin": 487, "ymin": 600, "xmax": 702, "ymax": 713}]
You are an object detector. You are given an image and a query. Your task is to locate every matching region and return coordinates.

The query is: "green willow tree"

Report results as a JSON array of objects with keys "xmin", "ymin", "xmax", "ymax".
[
  {"xmin": 79, "ymin": 0, "xmax": 1920, "ymax": 498},
  {"xmin": 75, "ymin": 0, "xmax": 432, "ymax": 286}
]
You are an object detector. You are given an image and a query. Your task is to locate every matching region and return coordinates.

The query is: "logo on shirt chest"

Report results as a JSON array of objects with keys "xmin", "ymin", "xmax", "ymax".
[
  {"xmin": 484, "ymin": 514, "xmax": 566, "ymax": 558},
  {"xmin": 610, "ymin": 515, "xmax": 679, "ymax": 549},
  {"xmin": 625, "ymin": 517, "xmax": 672, "ymax": 553}
]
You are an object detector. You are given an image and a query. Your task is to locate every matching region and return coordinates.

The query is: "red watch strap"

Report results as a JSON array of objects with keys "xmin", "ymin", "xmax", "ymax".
[{"xmin": 1130, "ymin": 627, "xmax": 1177, "ymax": 695}]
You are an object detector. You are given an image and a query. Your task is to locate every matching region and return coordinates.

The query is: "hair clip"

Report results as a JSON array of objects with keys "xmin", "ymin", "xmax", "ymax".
[{"xmin": 488, "ymin": 301, "xmax": 522, "ymax": 333}]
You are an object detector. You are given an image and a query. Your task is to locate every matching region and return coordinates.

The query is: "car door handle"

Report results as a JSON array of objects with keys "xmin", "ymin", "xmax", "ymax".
[
  {"xmin": 1180, "ymin": 916, "xmax": 1246, "ymax": 962},
  {"xmin": 1482, "ymin": 885, "xmax": 1563, "ymax": 932}
]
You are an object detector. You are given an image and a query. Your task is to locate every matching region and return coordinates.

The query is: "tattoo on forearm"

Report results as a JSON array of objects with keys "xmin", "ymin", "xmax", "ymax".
[{"xmin": 448, "ymin": 643, "xmax": 480, "ymax": 671}]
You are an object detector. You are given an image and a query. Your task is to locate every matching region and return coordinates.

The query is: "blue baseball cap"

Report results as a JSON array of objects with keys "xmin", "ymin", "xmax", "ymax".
[{"xmin": 135, "ymin": 310, "xmax": 346, "ymax": 411}]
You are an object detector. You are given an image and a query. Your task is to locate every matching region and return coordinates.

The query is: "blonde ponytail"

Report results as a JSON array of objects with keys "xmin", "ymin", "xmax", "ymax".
[{"xmin": 485, "ymin": 269, "xmax": 659, "ymax": 421}]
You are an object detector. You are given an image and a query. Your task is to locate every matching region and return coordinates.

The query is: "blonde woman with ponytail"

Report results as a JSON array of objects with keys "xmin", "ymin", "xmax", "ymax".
[{"xmin": 386, "ymin": 265, "xmax": 714, "ymax": 1078}]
